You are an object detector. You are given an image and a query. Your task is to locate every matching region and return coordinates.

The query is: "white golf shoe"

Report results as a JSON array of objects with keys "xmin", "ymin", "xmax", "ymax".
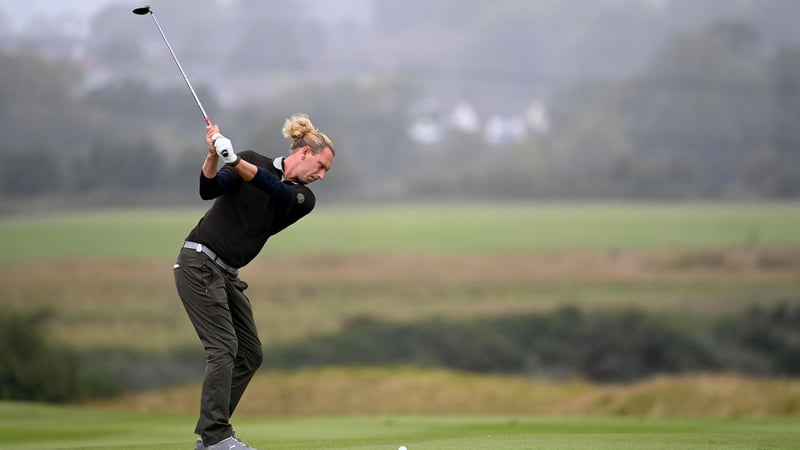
[{"xmin": 205, "ymin": 435, "xmax": 257, "ymax": 450}]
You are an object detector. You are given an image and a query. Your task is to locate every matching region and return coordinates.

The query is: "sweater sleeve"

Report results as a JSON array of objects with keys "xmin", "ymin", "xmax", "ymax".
[
  {"xmin": 199, "ymin": 166, "xmax": 238, "ymax": 200},
  {"xmin": 247, "ymin": 166, "xmax": 292, "ymax": 206}
]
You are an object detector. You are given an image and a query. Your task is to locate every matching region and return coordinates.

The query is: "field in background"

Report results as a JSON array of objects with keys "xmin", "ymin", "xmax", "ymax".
[
  {"xmin": 2, "ymin": 401, "xmax": 799, "ymax": 450},
  {"xmin": 1, "ymin": 202, "xmax": 799, "ymax": 263},
  {"xmin": 1, "ymin": 203, "xmax": 799, "ymax": 351},
  {"xmin": 1, "ymin": 203, "xmax": 800, "ymax": 423},
  {"xmin": 2, "ymin": 247, "xmax": 800, "ymax": 352}
]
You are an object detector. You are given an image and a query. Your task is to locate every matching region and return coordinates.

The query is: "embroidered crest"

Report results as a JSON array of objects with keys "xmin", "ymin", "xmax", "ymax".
[{"xmin": 296, "ymin": 193, "xmax": 305, "ymax": 204}]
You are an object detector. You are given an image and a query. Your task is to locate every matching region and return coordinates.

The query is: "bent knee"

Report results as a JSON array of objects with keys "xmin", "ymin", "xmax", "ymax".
[
  {"xmin": 248, "ymin": 344, "xmax": 264, "ymax": 368},
  {"xmin": 239, "ymin": 342, "xmax": 263, "ymax": 370}
]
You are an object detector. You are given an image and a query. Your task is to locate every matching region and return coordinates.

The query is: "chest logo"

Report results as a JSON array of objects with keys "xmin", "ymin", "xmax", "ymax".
[{"xmin": 296, "ymin": 193, "xmax": 305, "ymax": 204}]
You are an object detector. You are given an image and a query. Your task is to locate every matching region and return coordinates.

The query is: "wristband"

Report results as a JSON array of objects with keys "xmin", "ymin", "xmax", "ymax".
[{"xmin": 225, "ymin": 155, "xmax": 241, "ymax": 167}]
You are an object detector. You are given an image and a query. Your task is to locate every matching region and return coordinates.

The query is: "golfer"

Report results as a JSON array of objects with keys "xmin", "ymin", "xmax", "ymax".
[{"xmin": 174, "ymin": 114, "xmax": 335, "ymax": 450}]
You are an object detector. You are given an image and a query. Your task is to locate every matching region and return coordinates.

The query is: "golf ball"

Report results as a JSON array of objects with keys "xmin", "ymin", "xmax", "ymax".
[{"xmin": 399, "ymin": 447, "xmax": 408, "ymax": 450}]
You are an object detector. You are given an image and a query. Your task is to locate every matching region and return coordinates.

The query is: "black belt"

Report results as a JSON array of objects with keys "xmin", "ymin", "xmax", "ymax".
[{"xmin": 183, "ymin": 241, "xmax": 239, "ymax": 276}]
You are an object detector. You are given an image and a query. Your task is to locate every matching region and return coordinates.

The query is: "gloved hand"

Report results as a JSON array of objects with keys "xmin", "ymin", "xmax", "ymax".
[{"xmin": 211, "ymin": 133, "xmax": 240, "ymax": 166}]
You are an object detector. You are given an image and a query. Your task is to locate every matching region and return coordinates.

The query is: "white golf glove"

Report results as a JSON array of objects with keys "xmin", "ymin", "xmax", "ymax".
[{"xmin": 211, "ymin": 133, "xmax": 240, "ymax": 166}]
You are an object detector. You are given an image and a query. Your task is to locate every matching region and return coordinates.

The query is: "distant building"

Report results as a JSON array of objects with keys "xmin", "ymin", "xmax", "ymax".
[{"xmin": 408, "ymin": 100, "xmax": 549, "ymax": 146}]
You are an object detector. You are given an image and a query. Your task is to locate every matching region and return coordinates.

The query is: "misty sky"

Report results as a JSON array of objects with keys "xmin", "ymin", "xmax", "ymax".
[
  {"xmin": 3, "ymin": 0, "xmax": 119, "ymax": 27},
  {"xmin": 2, "ymin": 0, "xmax": 370, "ymax": 32}
]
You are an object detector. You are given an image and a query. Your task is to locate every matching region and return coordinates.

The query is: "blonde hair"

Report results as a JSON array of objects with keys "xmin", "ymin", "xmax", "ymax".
[{"xmin": 281, "ymin": 113, "xmax": 335, "ymax": 156}]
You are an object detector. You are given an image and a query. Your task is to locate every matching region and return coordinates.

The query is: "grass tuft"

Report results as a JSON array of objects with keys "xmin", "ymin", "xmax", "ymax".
[{"xmin": 95, "ymin": 367, "xmax": 800, "ymax": 419}]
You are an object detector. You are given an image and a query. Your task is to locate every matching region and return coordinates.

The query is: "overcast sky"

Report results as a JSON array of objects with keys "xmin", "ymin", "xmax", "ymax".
[
  {"xmin": 2, "ymin": 0, "xmax": 370, "ymax": 32},
  {"xmin": 3, "ymin": 0, "xmax": 118, "ymax": 26}
]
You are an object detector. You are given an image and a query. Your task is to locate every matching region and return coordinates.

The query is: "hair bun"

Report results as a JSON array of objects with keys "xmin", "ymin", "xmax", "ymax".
[{"xmin": 282, "ymin": 113, "xmax": 315, "ymax": 140}]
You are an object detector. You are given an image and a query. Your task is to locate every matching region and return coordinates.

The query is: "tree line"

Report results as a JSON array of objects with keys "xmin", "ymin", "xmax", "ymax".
[{"xmin": 1, "ymin": 3, "xmax": 800, "ymax": 204}]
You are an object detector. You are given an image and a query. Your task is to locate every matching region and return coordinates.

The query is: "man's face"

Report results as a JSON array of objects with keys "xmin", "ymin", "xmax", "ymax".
[{"xmin": 291, "ymin": 146, "xmax": 334, "ymax": 185}]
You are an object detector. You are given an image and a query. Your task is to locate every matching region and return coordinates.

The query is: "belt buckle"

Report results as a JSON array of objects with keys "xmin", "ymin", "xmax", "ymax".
[{"xmin": 195, "ymin": 243, "xmax": 203, "ymax": 252}]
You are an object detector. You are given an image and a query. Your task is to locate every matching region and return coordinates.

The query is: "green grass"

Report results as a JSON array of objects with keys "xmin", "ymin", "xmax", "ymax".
[
  {"xmin": 1, "ymin": 202, "xmax": 799, "ymax": 263},
  {"xmin": 2, "ymin": 205, "xmax": 799, "ymax": 447},
  {"xmin": 2, "ymin": 203, "xmax": 800, "ymax": 351},
  {"xmin": 1, "ymin": 402, "xmax": 798, "ymax": 450}
]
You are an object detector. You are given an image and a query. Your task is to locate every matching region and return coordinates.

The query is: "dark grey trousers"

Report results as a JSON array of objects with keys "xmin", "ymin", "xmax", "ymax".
[{"xmin": 173, "ymin": 248, "xmax": 263, "ymax": 446}]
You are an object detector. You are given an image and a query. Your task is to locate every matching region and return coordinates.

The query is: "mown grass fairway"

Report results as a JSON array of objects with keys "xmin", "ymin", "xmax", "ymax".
[
  {"xmin": 1, "ymin": 202, "xmax": 799, "ymax": 263},
  {"xmin": 1, "ymin": 402, "xmax": 798, "ymax": 450}
]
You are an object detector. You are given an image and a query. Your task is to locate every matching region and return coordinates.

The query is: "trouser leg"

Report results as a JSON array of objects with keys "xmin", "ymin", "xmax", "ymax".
[
  {"xmin": 225, "ymin": 277, "xmax": 263, "ymax": 415},
  {"xmin": 174, "ymin": 249, "xmax": 236, "ymax": 445}
]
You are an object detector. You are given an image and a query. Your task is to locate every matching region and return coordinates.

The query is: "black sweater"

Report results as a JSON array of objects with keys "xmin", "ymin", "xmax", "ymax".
[{"xmin": 186, "ymin": 150, "xmax": 315, "ymax": 268}]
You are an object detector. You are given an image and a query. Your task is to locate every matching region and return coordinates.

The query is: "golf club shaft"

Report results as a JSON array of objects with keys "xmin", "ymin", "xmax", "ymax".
[{"xmin": 147, "ymin": 11, "xmax": 211, "ymax": 125}]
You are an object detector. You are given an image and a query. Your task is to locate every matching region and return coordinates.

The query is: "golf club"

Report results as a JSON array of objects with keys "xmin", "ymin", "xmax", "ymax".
[{"xmin": 133, "ymin": 5, "xmax": 211, "ymax": 126}]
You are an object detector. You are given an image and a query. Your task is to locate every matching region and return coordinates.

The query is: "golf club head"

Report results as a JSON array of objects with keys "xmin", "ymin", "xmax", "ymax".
[
  {"xmin": 132, "ymin": 5, "xmax": 152, "ymax": 15},
  {"xmin": 132, "ymin": 3, "xmax": 212, "ymax": 125}
]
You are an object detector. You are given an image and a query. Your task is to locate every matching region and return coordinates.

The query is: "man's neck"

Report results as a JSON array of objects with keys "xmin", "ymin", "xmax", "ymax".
[{"xmin": 280, "ymin": 153, "xmax": 299, "ymax": 183}]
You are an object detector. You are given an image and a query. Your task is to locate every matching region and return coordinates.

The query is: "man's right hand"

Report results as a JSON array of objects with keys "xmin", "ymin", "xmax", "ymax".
[{"xmin": 205, "ymin": 124, "xmax": 221, "ymax": 155}]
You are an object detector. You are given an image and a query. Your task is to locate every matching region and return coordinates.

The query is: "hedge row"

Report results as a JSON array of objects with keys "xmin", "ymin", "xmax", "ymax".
[
  {"xmin": 2, "ymin": 304, "xmax": 799, "ymax": 402},
  {"xmin": 263, "ymin": 305, "xmax": 800, "ymax": 381}
]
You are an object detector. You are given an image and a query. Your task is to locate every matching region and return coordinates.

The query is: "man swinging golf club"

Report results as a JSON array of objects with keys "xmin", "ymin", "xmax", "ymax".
[
  {"xmin": 174, "ymin": 115, "xmax": 335, "ymax": 449},
  {"xmin": 131, "ymin": 7, "xmax": 335, "ymax": 447}
]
